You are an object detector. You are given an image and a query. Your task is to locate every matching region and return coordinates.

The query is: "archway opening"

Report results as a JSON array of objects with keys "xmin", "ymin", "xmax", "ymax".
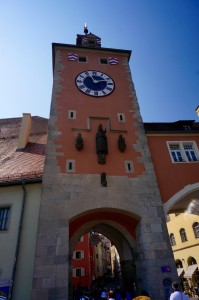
[{"xmin": 69, "ymin": 208, "xmax": 140, "ymax": 299}]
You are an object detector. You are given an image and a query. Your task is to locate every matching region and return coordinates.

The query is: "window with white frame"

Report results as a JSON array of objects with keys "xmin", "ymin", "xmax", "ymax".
[
  {"xmin": 183, "ymin": 144, "xmax": 197, "ymax": 161},
  {"xmin": 124, "ymin": 161, "xmax": 134, "ymax": 173},
  {"xmin": 167, "ymin": 141, "xmax": 199, "ymax": 163},
  {"xmin": 73, "ymin": 250, "xmax": 84, "ymax": 260},
  {"xmin": 66, "ymin": 160, "xmax": 75, "ymax": 172},
  {"xmin": 0, "ymin": 207, "xmax": 11, "ymax": 231},
  {"xmin": 72, "ymin": 268, "xmax": 85, "ymax": 277},
  {"xmin": 117, "ymin": 113, "xmax": 126, "ymax": 123},
  {"xmin": 68, "ymin": 110, "xmax": 76, "ymax": 120}
]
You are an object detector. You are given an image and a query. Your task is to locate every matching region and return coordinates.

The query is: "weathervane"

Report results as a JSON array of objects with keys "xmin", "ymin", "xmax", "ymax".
[{"xmin": 84, "ymin": 22, "xmax": 88, "ymax": 35}]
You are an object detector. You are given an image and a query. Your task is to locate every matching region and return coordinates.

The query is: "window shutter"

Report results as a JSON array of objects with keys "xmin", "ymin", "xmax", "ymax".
[
  {"xmin": 81, "ymin": 268, "xmax": 85, "ymax": 276},
  {"xmin": 72, "ymin": 269, "xmax": 76, "ymax": 277}
]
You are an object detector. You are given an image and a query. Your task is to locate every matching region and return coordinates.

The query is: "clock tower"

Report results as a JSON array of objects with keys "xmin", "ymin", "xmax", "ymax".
[{"xmin": 32, "ymin": 26, "xmax": 177, "ymax": 300}]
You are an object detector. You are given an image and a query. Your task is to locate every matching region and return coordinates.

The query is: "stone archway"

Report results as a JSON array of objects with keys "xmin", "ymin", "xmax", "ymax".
[
  {"xmin": 69, "ymin": 208, "xmax": 139, "ymax": 295},
  {"xmin": 69, "ymin": 208, "xmax": 140, "ymax": 298}
]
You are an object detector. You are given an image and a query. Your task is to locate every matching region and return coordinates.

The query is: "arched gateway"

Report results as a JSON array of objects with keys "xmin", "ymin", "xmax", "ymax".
[{"xmin": 32, "ymin": 27, "xmax": 177, "ymax": 300}]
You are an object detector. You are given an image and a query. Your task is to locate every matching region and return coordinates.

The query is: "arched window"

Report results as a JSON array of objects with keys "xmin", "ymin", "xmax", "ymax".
[
  {"xmin": 175, "ymin": 259, "xmax": 183, "ymax": 268},
  {"xmin": 170, "ymin": 233, "xmax": 176, "ymax": 246},
  {"xmin": 187, "ymin": 256, "xmax": 197, "ymax": 266},
  {"xmin": 192, "ymin": 222, "xmax": 199, "ymax": 238},
  {"xmin": 180, "ymin": 228, "xmax": 188, "ymax": 242}
]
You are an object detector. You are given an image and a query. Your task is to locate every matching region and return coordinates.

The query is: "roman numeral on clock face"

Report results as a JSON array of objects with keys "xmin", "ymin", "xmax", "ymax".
[{"xmin": 85, "ymin": 89, "xmax": 91, "ymax": 94}]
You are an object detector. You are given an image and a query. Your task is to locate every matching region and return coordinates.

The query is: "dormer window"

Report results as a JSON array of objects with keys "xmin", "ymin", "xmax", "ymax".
[
  {"xmin": 183, "ymin": 125, "xmax": 191, "ymax": 131},
  {"xmin": 88, "ymin": 40, "xmax": 95, "ymax": 46}
]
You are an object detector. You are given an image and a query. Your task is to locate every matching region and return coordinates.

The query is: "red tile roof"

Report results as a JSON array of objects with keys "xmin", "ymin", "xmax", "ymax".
[{"xmin": 0, "ymin": 116, "xmax": 48, "ymax": 185}]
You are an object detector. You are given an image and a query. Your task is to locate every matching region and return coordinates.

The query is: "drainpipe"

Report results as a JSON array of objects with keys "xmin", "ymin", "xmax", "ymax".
[{"xmin": 8, "ymin": 180, "xmax": 27, "ymax": 300}]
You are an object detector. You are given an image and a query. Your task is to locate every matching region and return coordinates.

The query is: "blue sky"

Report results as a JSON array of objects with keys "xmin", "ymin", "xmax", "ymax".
[{"xmin": 0, "ymin": 0, "xmax": 199, "ymax": 122}]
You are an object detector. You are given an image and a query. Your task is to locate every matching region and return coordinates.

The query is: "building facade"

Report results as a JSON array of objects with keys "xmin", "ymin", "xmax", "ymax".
[
  {"xmin": 167, "ymin": 213, "xmax": 199, "ymax": 295},
  {"xmin": 72, "ymin": 233, "xmax": 94, "ymax": 292},
  {"xmin": 1, "ymin": 28, "xmax": 199, "ymax": 300},
  {"xmin": 32, "ymin": 27, "xmax": 177, "ymax": 300},
  {"xmin": 144, "ymin": 120, "xmax": 199, "ymax": 295},
  {"xmin": 0, "ymin": 115, "xmax": 48, "ymax": 299}
]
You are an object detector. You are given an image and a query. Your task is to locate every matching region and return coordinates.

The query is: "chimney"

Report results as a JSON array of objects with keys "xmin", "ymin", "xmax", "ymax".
[{"xmin": 17, "ymin": 113, "xmax": 32, "ymax": 149}]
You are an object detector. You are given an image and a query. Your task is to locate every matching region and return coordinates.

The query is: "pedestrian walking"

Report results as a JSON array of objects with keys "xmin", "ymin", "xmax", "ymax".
[
  {"xmin": 108, "ymin": 290, "xmax": 116, "ymax": 300},
  {"xmin": 170, "ymin": 282, "xmax": 189, "ymax": 300},
  {"xmin": 101, "ymin": 290, "xmax": 108, "ymax": 299}
]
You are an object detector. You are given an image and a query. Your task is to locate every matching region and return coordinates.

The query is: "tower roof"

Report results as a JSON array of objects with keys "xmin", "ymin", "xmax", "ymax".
[{"xmin": 76, "ymin": 25, "xmax": 101, "ymax": 48}]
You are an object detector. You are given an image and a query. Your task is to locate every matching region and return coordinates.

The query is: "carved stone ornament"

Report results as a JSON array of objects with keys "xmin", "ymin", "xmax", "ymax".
[
  {"xmin": 118, "ymin": 134, "xmax": 126, "ymax": 152},
  {"xmin": 76, "ymin": 133, "xmax": 84, "ymax": 151},
  {"xmin": 101, "ymin": 172, "xmax": 107, "ymax": 187},
  {"xmin": 96, "ymin": 124, "xmax": 108, "ymax": 164}
]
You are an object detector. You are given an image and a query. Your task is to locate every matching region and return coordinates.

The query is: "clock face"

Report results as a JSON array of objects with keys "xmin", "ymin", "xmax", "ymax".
[{"xmin": 75, "ymin": 70, "xmax": 115, "ymax": 97}]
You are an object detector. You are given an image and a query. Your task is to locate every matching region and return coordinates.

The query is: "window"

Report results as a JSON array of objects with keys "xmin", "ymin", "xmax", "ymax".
[
  {"xmin": 167, "ymin": 141, "xmax": 199, "ymax": 163},
  {"xmin": 66, "ymin": 160, "xmax": 75, "ymax": 172},
  {"xmin": 100, "ymin": 58, "xmax": 108, "ymax": 64},
  {"xmin": 182, "ymin": 126, "xmax": 191, "ymax": 131},
  {"xmin": 68, "ymin": 110, "xmax": 76, "ymax": 119},
  {"xmin": 124, "ymin": 161, "xmax": 134, "ymax": 173},
  {"xmin": 88, "ymin": 40, "xmax": 95, "ymax": 46},
  {"xmin": 193, "ymin": 222, "xmax": 199, "ymax": 238},
  {"xmin": 76, "ymin": 268, "xmax": 81, "ymax": 277},
  {"xmin": 79, "ymin": 56, "xmax": 87, "ymax": 62},
  {"xmin": 166, "ymin": 215, "xmax": 170, "ymax": 222},
  {"xmin": 170, "ymin": 233, "xmax": 176, "ymax": 246},
  {"xmin": 180, "ymin": 228, "xmax": 188, "ymax": 242},
  {"xmin": 0, "ymin": 207, "xmax": 10, "ymax": 231},
  {"xmin": 183, "ymin": 144, "xmax": 197, "ymax": 161},
  {"xmin": 72, "ymin": 268, "xmax": 85, "ymax": 277},
  {"xmin": 75, "ymin": 251, "xmax": 81, "ymax": 259},
  {"xmin": 117, "ymin": 113, "xmax": 126, "ymax": 123},
  {"xmin": 73, "ymin": 250, "xmax": 84, "ymax": 260},
  {"xmin": 169, "ymin": 144, "xmax": 183, "ymax": 162}
]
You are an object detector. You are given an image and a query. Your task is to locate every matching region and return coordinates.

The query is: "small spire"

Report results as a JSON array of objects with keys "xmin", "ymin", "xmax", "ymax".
[{"xmin": 84, "ymin": 22, "xmax": 88, "ymax": 35}]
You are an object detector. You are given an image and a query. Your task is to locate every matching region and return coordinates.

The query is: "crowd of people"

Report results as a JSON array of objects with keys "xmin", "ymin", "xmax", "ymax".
[
  {"xmin": 75, "ymin": 281, "xmax": 197, "ymax": 300},
  {"xmin": 75, "ymin": 285, "xmax": 151, "ymax": 300}
]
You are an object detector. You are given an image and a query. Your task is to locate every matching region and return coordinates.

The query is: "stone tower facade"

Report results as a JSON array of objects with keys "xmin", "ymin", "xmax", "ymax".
[{"xmin": 32, "ymin": 28, "xmax": 178, "ymax": 300}]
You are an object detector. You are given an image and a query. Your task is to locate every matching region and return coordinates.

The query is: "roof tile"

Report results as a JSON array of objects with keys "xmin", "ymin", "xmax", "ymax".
[{"xmin": 0, "ymin": 116, "xmax": 48, "ymax": 185}]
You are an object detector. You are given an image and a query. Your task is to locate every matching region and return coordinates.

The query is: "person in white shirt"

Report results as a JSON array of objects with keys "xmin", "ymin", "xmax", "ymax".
[{"xmin": 170, "ymin": 282, "xmax": 189, "ymax": 300}]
